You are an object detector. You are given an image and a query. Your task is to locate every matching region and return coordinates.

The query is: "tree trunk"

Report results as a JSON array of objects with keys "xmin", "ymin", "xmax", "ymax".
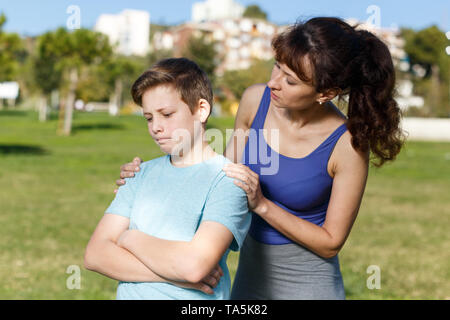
[
  {"xmin": 430, "ymin": 64, "xmax": 440, "ymax": 116},
  {"xmin": 109, "ymin": 78, "xmax": 122, "ymax": 116},
  {"xmin": 62, "ymin": 68, "xmax": 78, "ymax": 136},
  {"xmin": 7, "ymin": 98, "xmax": 15, "ymax": 108},
  {"xmin": 38, "ymin": 95, "xmax": 47, "ymax": 122},
  {"xmin": 57, "ymin": 96, "xmax": 65, "ymax": 134}
]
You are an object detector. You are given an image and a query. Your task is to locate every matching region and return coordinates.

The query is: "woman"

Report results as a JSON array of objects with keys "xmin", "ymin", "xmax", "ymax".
[{"xmin": 117, "ymin": 17, "xmax": 404, "ymax": 299}]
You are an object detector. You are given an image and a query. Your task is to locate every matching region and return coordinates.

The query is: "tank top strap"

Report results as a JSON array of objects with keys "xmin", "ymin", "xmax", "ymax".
[
  {"xmin": 316, "ymin": 123, "xmax": 348, "ymax": 160},
  {"xmin": 249, "ymin": 86, "xmax": 271, "ymax": 130}
]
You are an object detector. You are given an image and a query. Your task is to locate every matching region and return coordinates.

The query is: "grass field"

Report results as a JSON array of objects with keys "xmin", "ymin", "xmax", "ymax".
[{"xmin": 0, "ymin": 109, "xmax": 449, "ymax": 299}]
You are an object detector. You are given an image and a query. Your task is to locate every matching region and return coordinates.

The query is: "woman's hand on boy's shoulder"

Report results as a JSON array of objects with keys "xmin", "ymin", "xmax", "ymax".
[{"xmin": 114, "ymin": 157, "xmax": 143, "ymax": 193}]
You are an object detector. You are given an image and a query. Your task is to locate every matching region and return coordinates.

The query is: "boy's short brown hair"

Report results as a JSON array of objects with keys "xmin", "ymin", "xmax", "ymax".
[{"xmin": 131, "ymin": 58, "xmax": 213, "ymax": 115}]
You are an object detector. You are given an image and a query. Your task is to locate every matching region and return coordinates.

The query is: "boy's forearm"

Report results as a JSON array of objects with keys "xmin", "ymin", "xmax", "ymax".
[
  {"xmin": 118, "ymin": 230, "xmax": 199, "ymax": 283},
  {"xmin": 85, "ymin": 239, "xmax": 170, "ymax": 283}
]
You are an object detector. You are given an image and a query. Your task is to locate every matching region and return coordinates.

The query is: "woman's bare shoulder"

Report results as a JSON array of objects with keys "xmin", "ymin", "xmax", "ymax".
[
  {"xmin": 242, "ymin": 83, "xmax": 267, "ymax": 101},
  {"xmin": 334, "ymin": 129, "xmax": 370, "ymax": 168},
  {"xmin": 237, "ymin": 84, "xmax": 267, "ymax": 128}
]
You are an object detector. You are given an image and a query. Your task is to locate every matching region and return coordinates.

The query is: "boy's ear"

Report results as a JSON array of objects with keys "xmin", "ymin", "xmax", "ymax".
[{"xmin": 196, "ymin": 99, "xmax": 211, "ymax": 123}]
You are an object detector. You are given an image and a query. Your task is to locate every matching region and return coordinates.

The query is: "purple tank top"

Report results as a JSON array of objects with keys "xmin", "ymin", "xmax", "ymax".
[{"xmin": 242, "ymin": 86, "xmax": 348, "ymax": 245}]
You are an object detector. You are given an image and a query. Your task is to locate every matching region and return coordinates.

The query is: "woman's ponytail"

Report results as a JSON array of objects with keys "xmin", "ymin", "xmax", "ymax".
[{"xmin": 347, "ymin": 30, "xmax": 405, "ymax": 166}]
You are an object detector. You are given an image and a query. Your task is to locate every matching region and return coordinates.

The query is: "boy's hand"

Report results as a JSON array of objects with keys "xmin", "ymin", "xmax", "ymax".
[
  {"xmin": 114, "ymin": 157, "xmax": 143, "ymax": 193},
  {"xmin": 172, "ymin": 264, "xmax": 224, "ymax": 295}
]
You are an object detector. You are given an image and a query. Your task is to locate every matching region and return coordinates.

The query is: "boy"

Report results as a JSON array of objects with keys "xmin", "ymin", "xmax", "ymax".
[{"xmin": 84, "ymin": 58, "xmax": 251, "ymax": 299}]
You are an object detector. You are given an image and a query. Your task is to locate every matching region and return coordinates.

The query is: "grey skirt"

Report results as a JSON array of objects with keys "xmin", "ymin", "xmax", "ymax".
[{"xmin": 230, "ymin": 235, "xmax": 346, "ymax": 300}]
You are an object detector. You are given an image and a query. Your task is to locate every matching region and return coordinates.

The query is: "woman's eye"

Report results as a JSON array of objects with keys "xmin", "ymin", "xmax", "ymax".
[
  {"xmin": 163, "ymin": 113, "xmax": 172, "ymax": 117},
  {"xmin": 146, "ymin": 118, "xmax": 152, "ymax": 122},
  {"xmin": 286, "ymin": 79, "xmax": 295, "ymax": 85}
]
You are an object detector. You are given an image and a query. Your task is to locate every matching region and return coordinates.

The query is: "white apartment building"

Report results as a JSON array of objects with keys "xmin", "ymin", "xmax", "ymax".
[
  {"xmin": 94, "ymin": 9, "xmax": 150, "ymax": 56},
  {"xmin": 192, "ymin": 0, "xmax": 244, "ymax": 23},
  {"xmin": 152, "ymin": 18, "xmax": 280, "ymax": 75}
]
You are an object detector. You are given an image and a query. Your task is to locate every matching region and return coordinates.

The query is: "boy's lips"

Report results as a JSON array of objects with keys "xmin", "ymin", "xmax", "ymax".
[{"xmin": 156, "ymin": 138, "xmax": 171, "ymax": 143}]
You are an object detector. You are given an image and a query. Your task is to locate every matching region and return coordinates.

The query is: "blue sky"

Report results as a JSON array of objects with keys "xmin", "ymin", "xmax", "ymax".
[{"xmin": 1, "ymin": 0, "xmax": 449, "ymax": 36}]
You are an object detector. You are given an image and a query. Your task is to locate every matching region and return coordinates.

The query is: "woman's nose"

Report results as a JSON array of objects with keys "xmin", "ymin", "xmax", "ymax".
[{"xmin": 268, "ymin": 70, "xmax": 281, "ymax": 90}]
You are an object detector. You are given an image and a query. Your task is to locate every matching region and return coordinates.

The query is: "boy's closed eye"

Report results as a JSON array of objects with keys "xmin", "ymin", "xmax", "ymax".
[{"xmin": 145, "ymin": 113, "xmax": 173, "ymax": 122}]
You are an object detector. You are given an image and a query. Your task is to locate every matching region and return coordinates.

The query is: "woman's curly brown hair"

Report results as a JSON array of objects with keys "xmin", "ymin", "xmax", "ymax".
[{"xmin": 272, "ymin": 17, "xmax": 405, "ymax": 167}]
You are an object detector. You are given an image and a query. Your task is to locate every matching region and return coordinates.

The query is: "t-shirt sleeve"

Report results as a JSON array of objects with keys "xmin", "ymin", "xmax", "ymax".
[
  {"xmin": 201, "ymin": 174, "xmax": 251, "ymax": 251},
  {"xmin": 104, "ymin": 164, "xmax": 145, "ymax": 219}
]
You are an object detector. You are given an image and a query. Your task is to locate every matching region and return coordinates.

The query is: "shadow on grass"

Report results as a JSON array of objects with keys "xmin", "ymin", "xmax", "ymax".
[
  {"xmin": 0, "ymin": 144, "xmax": 49, "ymax": 155},
  {"xmin": 72, "ymin": 123, "xmax": 125, "ymax": 133},
  {"xmin": 0, "ymin": 110, "xmax": 28, "ymax": 117}
]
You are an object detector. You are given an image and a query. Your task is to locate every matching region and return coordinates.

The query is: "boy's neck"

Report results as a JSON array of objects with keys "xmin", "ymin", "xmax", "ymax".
[{"xmin": 170, "ymin": 142, "xmax": 218, "ymax": 168}]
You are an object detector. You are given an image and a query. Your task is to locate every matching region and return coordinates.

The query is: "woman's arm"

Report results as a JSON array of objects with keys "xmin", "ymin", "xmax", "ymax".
[
  {"xmin": 118, "ymin": 221, "xmax": 234, "ymax": 284},
  {"xmin": 224, "ymin": 132, "xmax": 369, "ymax": 259},
  {"xmin": 84, "ymin": 214, "xmax": 222, "ymax": 293},
  {"xmin": 223, "ymin": 84, "xmax": 265, "ymax": 163}
]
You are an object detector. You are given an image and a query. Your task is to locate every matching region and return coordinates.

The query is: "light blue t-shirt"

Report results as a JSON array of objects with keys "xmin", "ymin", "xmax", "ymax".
[{"xmin": 105, "ymin": 154, "xmax": 251, "ymax": 300}]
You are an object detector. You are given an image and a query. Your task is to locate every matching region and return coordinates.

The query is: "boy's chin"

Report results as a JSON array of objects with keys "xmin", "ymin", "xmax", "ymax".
[
  {"xmin": 160, "ymin": 145, "xmax": 181, "ymax": 156},
  {"xmin": 159, "ymin": 146, "xmax": 173, "ymax": 154}
]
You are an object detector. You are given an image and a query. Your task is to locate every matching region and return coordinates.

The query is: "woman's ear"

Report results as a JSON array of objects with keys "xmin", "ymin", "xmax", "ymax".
[
  {"xmin": 196, "ymin": 99, "xmax": 211, "ymax": 123},
  {"xmin": 317, "ymin": 88, "xmax": 342, "ymax": 104}
]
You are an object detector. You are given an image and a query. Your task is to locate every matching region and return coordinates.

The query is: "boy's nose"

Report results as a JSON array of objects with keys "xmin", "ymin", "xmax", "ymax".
[{"xmin": 151, "ymin": 120, "xmax": 164, "ymax": 134}]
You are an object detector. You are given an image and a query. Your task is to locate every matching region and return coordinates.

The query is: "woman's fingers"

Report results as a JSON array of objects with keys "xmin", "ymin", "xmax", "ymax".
[
  {"xmin": 223, "ymin": 164, "xmax": 258, "ymax": 183},
  {"xmin": 223, "ymin": 163, "xmax": 258, "ymax": 178},
  {"xmin": 225, "ymin": 170, "xmax": 251, "ymax": 185},
  {"xmin": 120, "ymin": 163, "xmax": 140, "ymax": 174},
  {"xmin": 234, "ymin": 179, "xmax": 251, "ymax": 193},
  {"xmin": 116, "ymin": 157, "xmax": 142, "ymax": 191},
  {"xmin": 115, "ymin": 179, "xmax": 125, "ymax": 186},
  {"xmin": 119, "ymin": 170, "xmax": 137, "ymax": 179},
  {"xmin": 223, "ymin": 164, "xmax": 264, "ymax": 211},
  {"xmin": 223, "ymin": 168, "xmax": 257, "ymax": 192},
  {"xmin": 119, "ymin": 160, "xmax": 141, "ymax": 179}
]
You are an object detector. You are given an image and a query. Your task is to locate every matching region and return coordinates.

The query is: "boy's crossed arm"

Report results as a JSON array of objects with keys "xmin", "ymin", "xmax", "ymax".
[
  {"xmin": 117, "ymin": 221, "xmax": 234, "ymax": 284},
  {"xmin": 84, "ymin": 214, "xmax": 223, "ymax": 295}
]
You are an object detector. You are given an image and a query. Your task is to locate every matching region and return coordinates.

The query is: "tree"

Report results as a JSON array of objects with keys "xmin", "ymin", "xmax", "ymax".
[
  {"xmin": 148, "ymin": 48, "xmax": 173, "ymax": 66},
  {"xmin": 33, "ymin": 29, "xmax": 65, "ymax": 121},
  {"xmin": 402, "ymin": 26, "xmax": 450, "ymax": 116},
  {"xmin": 220, "ymin": 59, "xmax": 273, "ymax": 100},
  {"xmin": 0, "ymin": 13, "xmax": 24, "ymax": 107},
  {"xmin": 0, "ymin": 13, "xmax": 23, "ymax": 81},
  {"xmin": 243, "ymin": 5, "xmax": 268, "ymax": 20},
  {"xmin": 99, "ymin": 55, "xmax": 144, "ymax": 114},
  {"xmin": 183, "ymin": 34, "xmax": 218, "ymax": 86},
  {"xmin": 36, "ymin": 28, "xmax": 112, "ymax": 134}
]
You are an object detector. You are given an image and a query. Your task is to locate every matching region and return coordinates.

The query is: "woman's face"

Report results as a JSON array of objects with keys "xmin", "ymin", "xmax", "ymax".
[{"xmin": 267, "ymin": 59, "xmax": 320, "ymax": 110}]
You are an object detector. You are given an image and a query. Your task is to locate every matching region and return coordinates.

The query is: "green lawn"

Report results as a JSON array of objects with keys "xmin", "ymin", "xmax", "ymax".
[{"xmin": 0, "ymin": 110, "xmax": 448, "ymax": 299}]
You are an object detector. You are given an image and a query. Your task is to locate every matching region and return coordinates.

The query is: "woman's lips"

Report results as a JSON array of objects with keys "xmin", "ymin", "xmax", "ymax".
[{"xmin": 270, "ymin": 91, "xmax": 279, "ymax": 100}]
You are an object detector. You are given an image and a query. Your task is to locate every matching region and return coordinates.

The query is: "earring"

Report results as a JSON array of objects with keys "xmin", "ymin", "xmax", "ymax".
[{"xmin": 319, "ymin": 101, "xmax": 323, "ymax": 105}]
